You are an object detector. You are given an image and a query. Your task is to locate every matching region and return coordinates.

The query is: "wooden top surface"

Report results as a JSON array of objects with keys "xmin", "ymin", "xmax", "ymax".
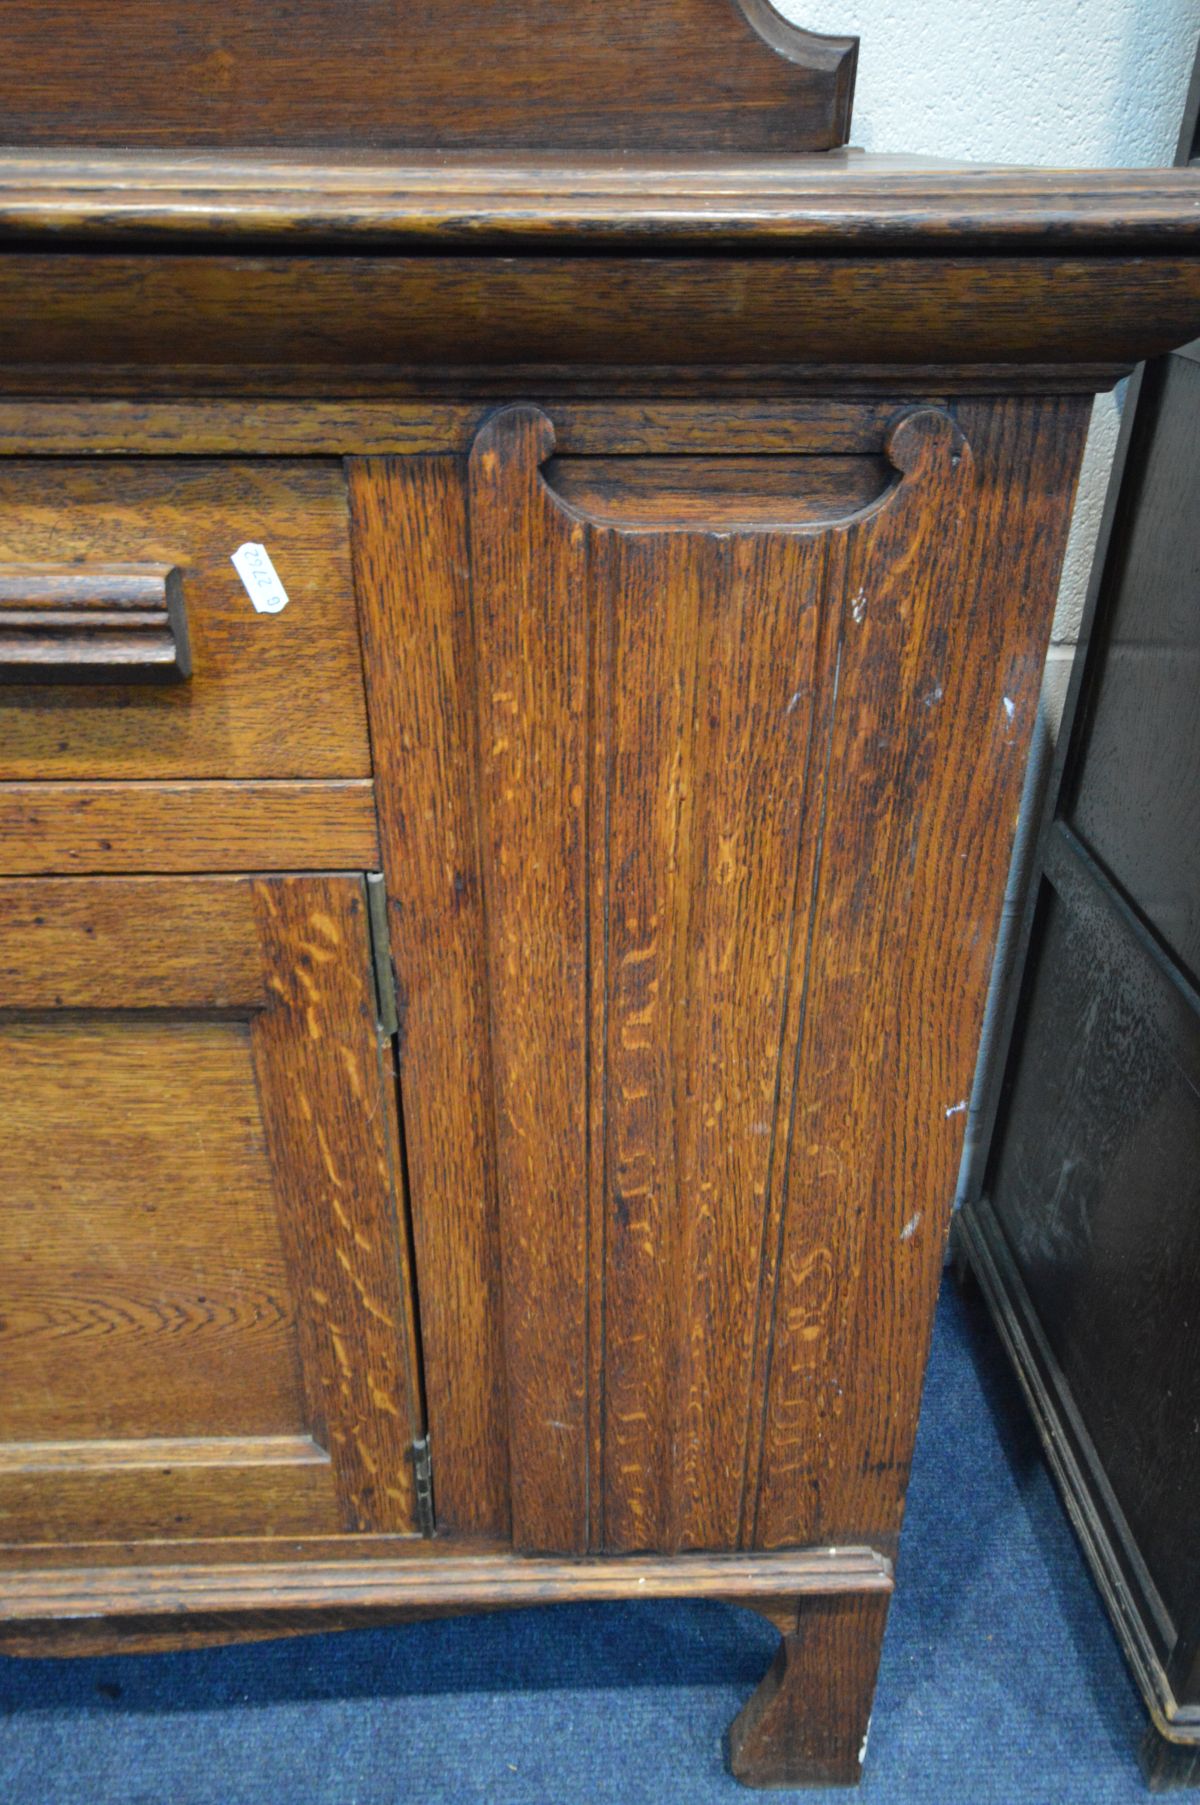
[{"xmin": 3, "ymin": 151, "xmax": 1199, "ymax": 253}]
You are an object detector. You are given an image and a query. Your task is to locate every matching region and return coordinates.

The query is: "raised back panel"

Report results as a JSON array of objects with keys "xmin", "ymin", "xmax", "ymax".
[{"xmin": 0, "ymin": 2, "xmax": 856, "ymax": 153}]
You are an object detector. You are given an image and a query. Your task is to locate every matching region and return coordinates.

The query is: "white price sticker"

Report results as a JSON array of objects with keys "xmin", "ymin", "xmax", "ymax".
[{"xmin": 232, "ymin": 542, "xmax": 290, "ymax": 614}]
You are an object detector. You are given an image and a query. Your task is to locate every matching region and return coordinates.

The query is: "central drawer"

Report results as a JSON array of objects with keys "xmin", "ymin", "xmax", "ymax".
[{"xmin": 0, "ymin": 459, "xmax": 371, "ymax": 780}]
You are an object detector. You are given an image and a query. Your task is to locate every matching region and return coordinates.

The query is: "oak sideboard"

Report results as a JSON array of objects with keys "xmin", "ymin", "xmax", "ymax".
[{"xmin": 2, "ymin": 3, "xmax": 1200, "ymax": 1787}]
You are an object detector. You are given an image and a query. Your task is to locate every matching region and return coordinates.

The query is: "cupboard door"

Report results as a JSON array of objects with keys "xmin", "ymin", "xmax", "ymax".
[
  {"xmin": 0, "ymin": 874, "xmax": 423, "ymax": 1545},
  {"xmin": 353, "ymin": 398, "xmax": 1089, "ymax": 1555}
]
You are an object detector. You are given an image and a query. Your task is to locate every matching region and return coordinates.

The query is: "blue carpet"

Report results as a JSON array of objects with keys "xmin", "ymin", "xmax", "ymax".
[{"xmin": 0, "ymin": 1279, "xmax": 1149, "ymax": 1804}]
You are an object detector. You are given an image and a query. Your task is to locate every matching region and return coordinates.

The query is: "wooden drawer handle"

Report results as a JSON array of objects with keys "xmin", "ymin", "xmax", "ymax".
[{"xmin": 0, "ymin": 563, "xmax": 191, "ymax": 682}]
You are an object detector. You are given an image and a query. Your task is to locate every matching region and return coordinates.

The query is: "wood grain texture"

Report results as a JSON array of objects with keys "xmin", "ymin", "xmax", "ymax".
[
  {"xmin": 0, "ymin": 255, "xmax": 1197, "ymax": 395},
  {"xmin": 0, "ymin": 1441, "xmax": 341, "ymax": 1565},
  {"xmin": 0, "ymin": 461, "xmax": 370, "ymax": 780},
  {"xmin": 467, "ymin": 409, "xmax": 592, "ymax": 1552},
  {"xmin": 0, "ymin": 14, "xmax": 1194, "ymax": 1780},
  {"xmin": 544, "ymin": 455, "xmax": 891, "ymax": 527},
  {"xmin": 0, "ymin": 876, "xmax": 423, "ymax": 1545},
  {"xmin": 0, "ymin": 398, "xmax": 924, "ymax": 457},
  {"xmin": 0, "ymin": 1466, "xmax": 342, "ymax": 1549},
  {"xmin": 355, "ymin": 430, "xmax": 889, "ymax": 1550},
  {"xmin": 0, "ymin": 875, "xmax": 265, "ymax": 1009},
  {"xmin": 0, "ymin": 1436, "xmax": 329, "ymax": 1473},
  {"xmin": 350, "ymin": 457, "xmax": 510, "ymax": 1540},
  {"xmin": 246, "ymin": 876, "xmax": 424, "ymax": 1534},
  {"xmin": 751, "ymin": 397, "xmax": 1090, "ymax": 1553},
  {"xmin": 0, "ymin": 366, "xmax": 1131, "ymax": 402},
  {"xmin": 0, "ymin": 1019, "xmax": 308, "ymax": 1444},
  {"xmin": 591, "ymin": 498, "xmax": 840, "ymax": 1557},
  {"xmin": 0, "ymin": 1546, "xmax": 891, "ymax": 1625},
  {"xmin": 357, "ymin": 399, "xmax": 1086, "ymax": 1562},
  {"xmin": 0, "ymin": 780, "xmax": 379, "ymax": 874},
  {"xmin": 0, "ymin": 3, "xmax": 856, "ymax": 153},
  {"xmin": 484, "ymin": 405, "xmax": 955, "ymax": 1556},
  {"xmin": 0, "ymin": 562, "xmax": 190, "ymax": 682},
  {"xmin": 728, "ymin": 1592, "xmax": 891, "ymax": 1786},
  {"xmin": 0, "ymin": 1534, "xmax": 520, "ymax": 1571},
  {"xmin": 4, "ymin": 152, "xmax": 1200, "ymax": 251}
]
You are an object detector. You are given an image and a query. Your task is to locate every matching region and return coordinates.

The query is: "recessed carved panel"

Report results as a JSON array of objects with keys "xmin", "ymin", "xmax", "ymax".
[
  {"xmin": 0, "ymin": 1017, "xmax": 305, "ymax": 1445},
  {"xmin": 542, "ymin": 455, "xmax": 893, "ymax": 528}
]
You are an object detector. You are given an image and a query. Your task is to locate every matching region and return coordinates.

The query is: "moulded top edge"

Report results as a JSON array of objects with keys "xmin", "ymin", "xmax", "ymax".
[{"xmin": 1, "ymin": 149, "xmax": 1200, "ymax": 254}]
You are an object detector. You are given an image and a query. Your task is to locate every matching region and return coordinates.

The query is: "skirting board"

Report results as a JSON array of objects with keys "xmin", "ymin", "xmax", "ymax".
[{"xmin": 0, "ymin": 1545, "xmax": 891, "ymax": 1637}]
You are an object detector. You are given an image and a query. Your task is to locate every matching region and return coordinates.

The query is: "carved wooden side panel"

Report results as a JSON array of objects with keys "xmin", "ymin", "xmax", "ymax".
[
  {"xmin": 355, "ymin": 395, "xmax": 1089, "ymax": 1553},
  {"xmin": 747, "ymin": 399, "xmax": 1089, "ymax": 1550}
]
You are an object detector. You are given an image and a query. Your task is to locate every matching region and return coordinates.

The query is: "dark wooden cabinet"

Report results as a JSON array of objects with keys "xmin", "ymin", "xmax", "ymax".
[
  {"xmin": 1, "ymin": 3, "xmax": 1200, "ymax": 1787},
  {"xmin": 956, "ymin": 347, "xmax": 1200, "ymax": 1793},
  {"xmin": 954, "ymin": 48, "xmax": 1200, "ymax": 1788}
]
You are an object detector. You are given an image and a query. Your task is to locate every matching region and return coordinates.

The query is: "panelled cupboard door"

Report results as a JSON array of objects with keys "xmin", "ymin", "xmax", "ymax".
[
  {"xmin": 352, "ymin": 397, "xmax": 1090, "ymax": 1554},
  {"xmin": 0, "ymin": 874, "xmax": 424, "ymax": 1546}
]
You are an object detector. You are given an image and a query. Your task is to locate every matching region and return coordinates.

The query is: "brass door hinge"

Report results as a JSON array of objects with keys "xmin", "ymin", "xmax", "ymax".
[
  {"xmin": 366, "ymin": 871, "xmax": 431, "ymax": 1537},
  {"xmin": 411, "ymin": 1434, "xmax": 435, "ymax": 1537},
  {"xmin": 365, "ymin": 871, "xmax": 399, "ymax": 1039}
]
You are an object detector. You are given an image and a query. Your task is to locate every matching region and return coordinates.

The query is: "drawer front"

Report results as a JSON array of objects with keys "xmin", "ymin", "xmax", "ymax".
[{"xmin": 0, "ymin": 460, "xmax": 371, "ymax": 779}]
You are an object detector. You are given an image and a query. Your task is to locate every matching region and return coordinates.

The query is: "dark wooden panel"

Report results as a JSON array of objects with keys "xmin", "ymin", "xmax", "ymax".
[
  {"xmin": 0, "ymin": 780, "xmax": 380, "ymax": 875},
  {"xmin": 956, "ymin": 94, "xmax": 1200, "ymax": 1742},
  {"xmin": 988, "ymin": 872, "xmax": 1200, "ymax": 1643},
  {"xmin": 0, "ymin": 255, "xmax": 1197, "ymax": 393},
  {"xmin": 0, "ymin": 3, "xmax": 855, "ymax": 153},
  {"xmin": 0, "ymin": 875, "xmax": 424, "ymax": 1544},
  {"xmin": 0, "ymin": 461, "xmax": 370, "ymax": 781},
  {"xmin": 1066, "ymin": 353, "xmax": 1200, "ymax": 987}
]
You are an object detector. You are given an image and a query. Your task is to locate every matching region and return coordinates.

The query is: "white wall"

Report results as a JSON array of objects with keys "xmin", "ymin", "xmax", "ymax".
[
  {"xmin": 780, "ymin": 0, "xmax": 1200, "ymax": 724},
  {"xmin": 770, "ymin": 2, "xmax": 1198, "ymax": 1193}
]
